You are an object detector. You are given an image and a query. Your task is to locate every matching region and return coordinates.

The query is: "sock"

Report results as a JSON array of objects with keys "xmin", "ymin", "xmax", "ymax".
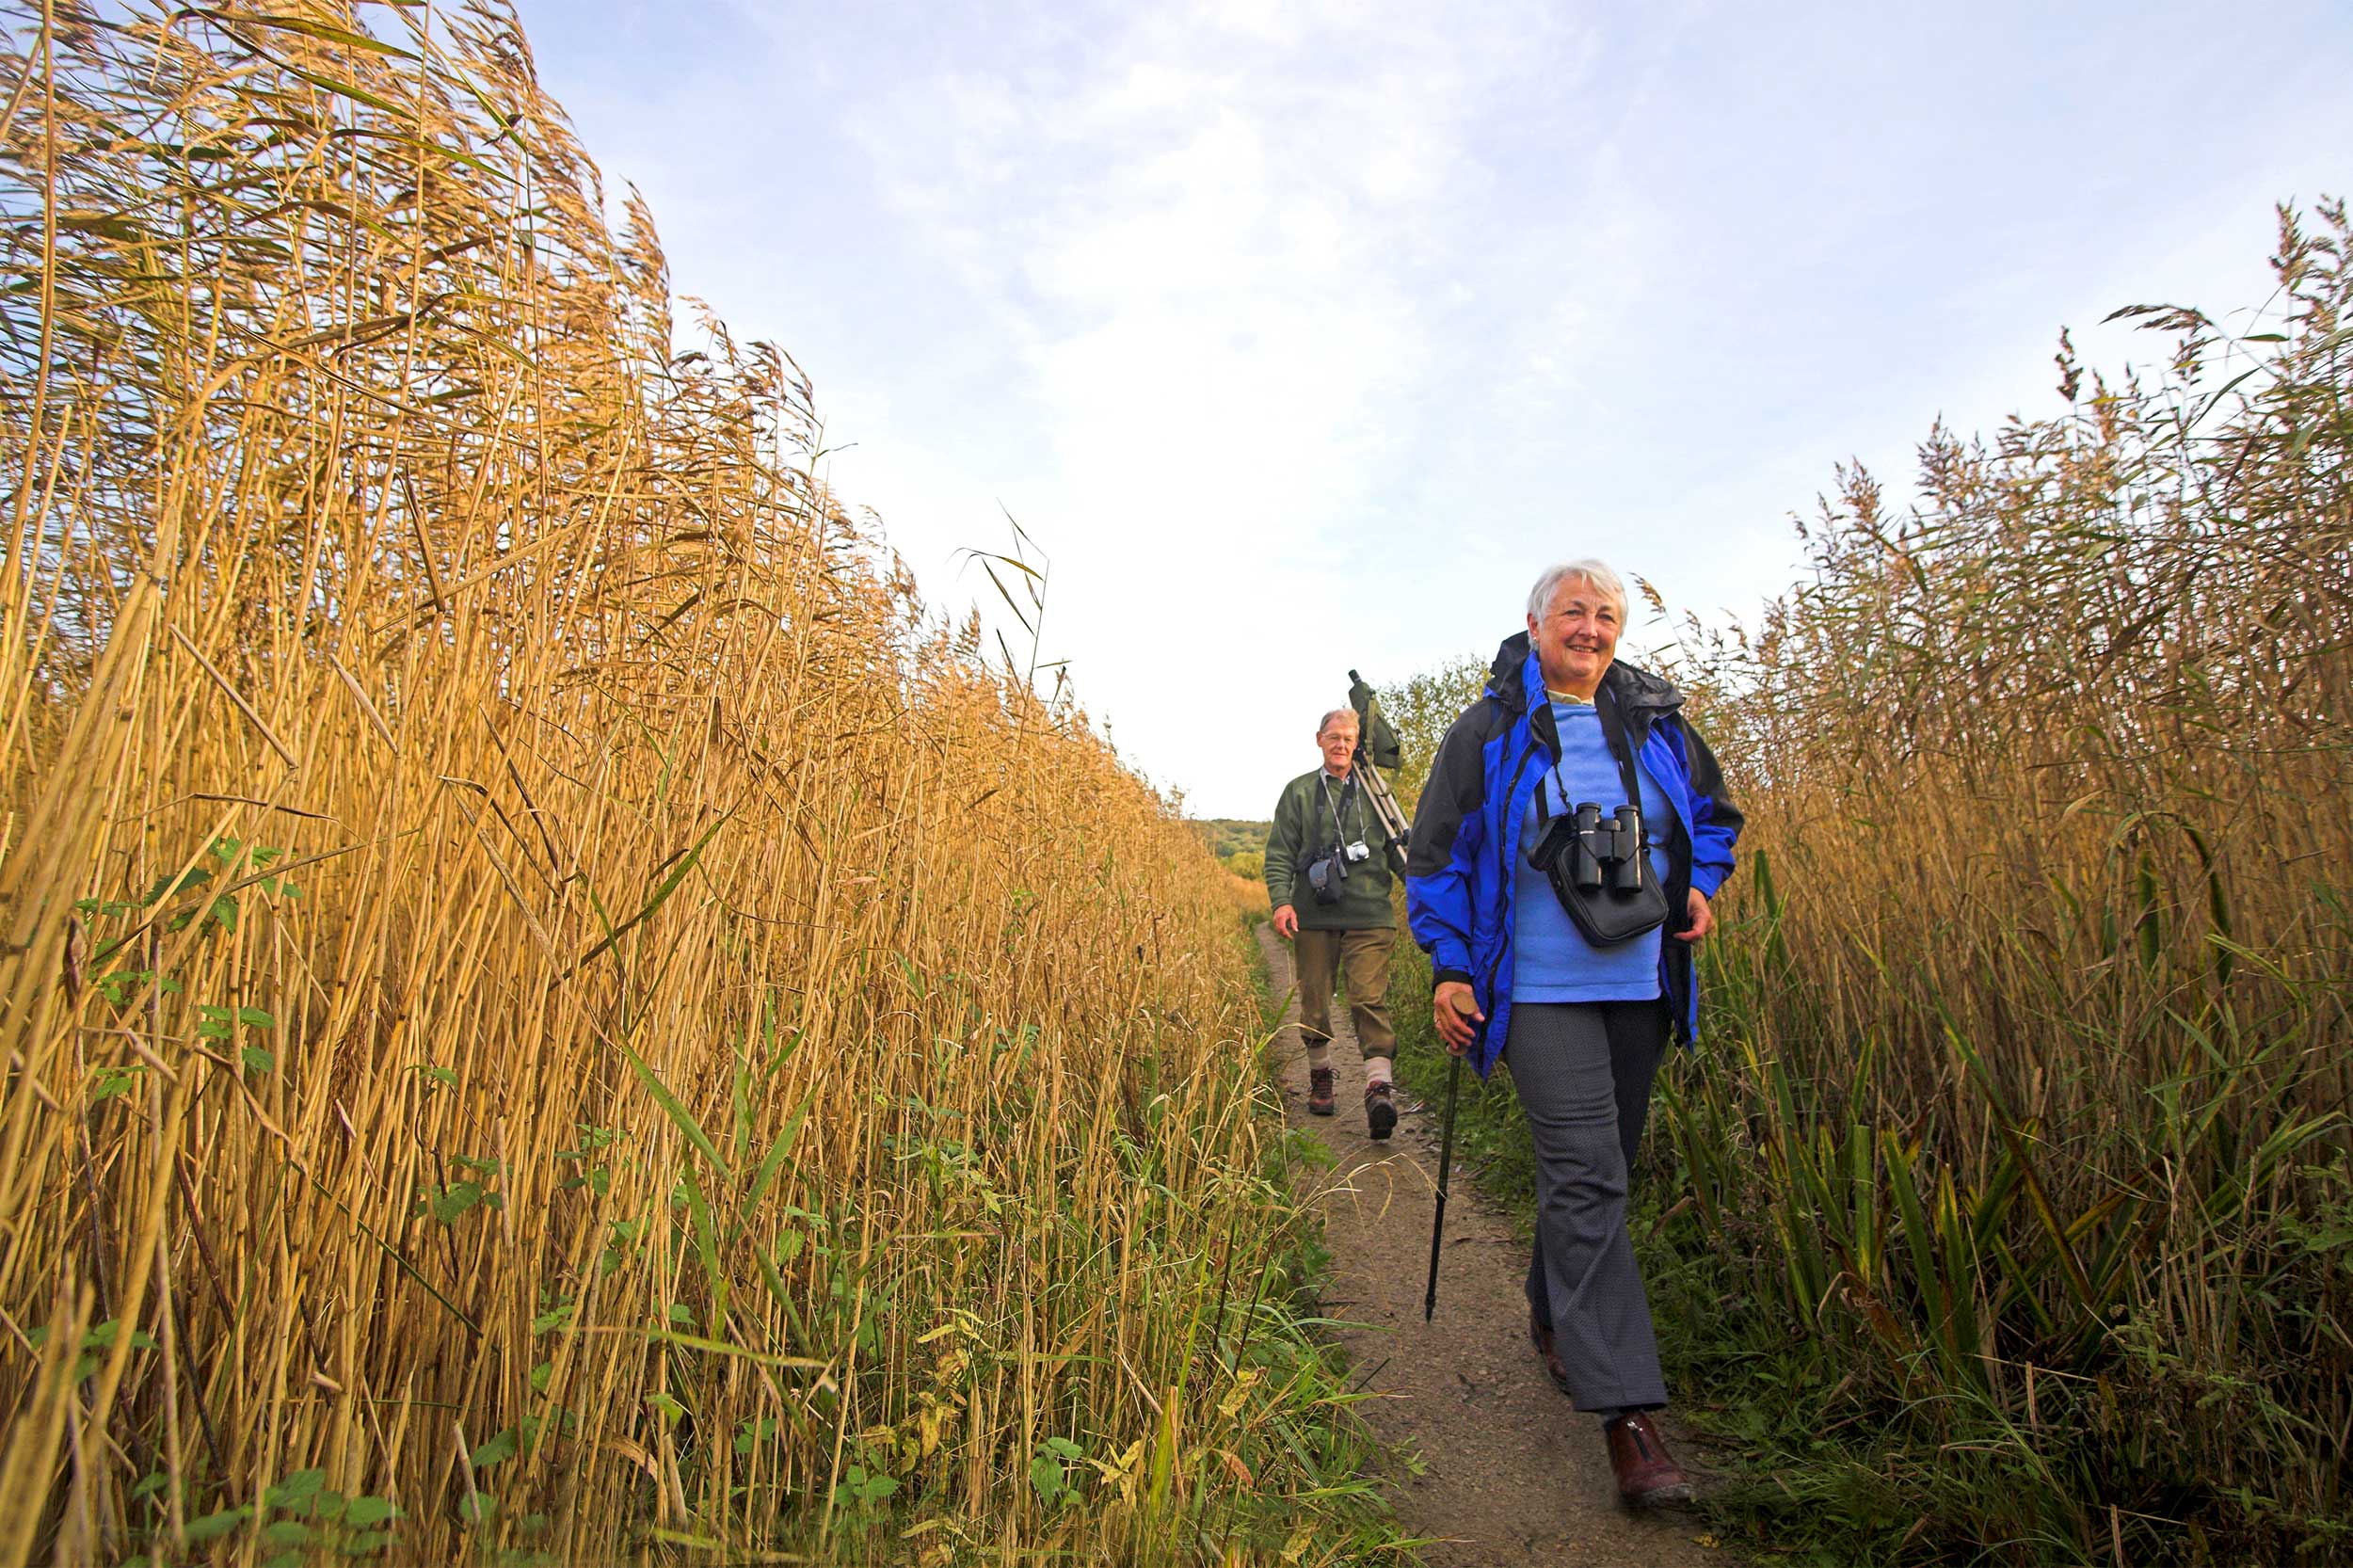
[
  {"xmin": 1364, "ymin": 1056, "xmax": 1393, "ymax": 1088},
  {"xmin": 1305, "ymin": 1039, "xmax": 1335, "ymax": 1072}
]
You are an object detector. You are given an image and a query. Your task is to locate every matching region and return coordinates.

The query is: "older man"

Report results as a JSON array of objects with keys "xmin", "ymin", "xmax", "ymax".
[{"xmin": 1265, "ymin": 707, "xmax": 1401, "ymax": 1137}]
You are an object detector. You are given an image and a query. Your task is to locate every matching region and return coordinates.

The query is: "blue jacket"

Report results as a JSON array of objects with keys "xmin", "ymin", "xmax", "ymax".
[{"xmin": 1404, "ymin": 635, "xmax": 1744, "ymax": 1077}]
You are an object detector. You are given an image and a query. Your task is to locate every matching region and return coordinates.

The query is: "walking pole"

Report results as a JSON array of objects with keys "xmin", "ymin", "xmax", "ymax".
[{"xmin": 1423, "ymin": 1051, "xmax": 1464, "ymax": 1321}]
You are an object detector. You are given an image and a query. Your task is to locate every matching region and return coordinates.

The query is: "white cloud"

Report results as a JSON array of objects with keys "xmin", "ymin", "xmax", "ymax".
[
  {"xmin": 523, "ymin": 0, "xmax": 2353, "ymax": 815},
  {"xmin": 819, "ymin": 0, "xmax": 1595, "ymax": 812}
]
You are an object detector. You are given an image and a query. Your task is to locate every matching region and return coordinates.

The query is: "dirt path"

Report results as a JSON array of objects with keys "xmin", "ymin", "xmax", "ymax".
[{"xmin": 1257, "ymin": 924, "xmax": 1723, "ymax": 1567}]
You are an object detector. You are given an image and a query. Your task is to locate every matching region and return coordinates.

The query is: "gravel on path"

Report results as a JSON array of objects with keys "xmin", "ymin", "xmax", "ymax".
[{"xmin": 1257, "ymin": 922, "xmax": 1726, "ymax": 1568}]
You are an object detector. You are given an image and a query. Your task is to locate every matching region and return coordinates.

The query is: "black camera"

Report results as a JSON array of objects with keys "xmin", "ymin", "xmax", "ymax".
[{"xmin": 1305, "ymin": 849, "xmax": 1348, "ymax": 904}]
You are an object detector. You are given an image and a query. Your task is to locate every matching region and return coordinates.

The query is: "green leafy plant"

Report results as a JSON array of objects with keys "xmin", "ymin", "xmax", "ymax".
[
  {"xmin": 1029, "ymin": 1436, "xmax": 1088, "ymax": 1511},
  {"xmin": 829, "ymin": 1462, "xmax": 900, "ymax": 1513},
  {"xmin": 28, "ymin": 1320, "xmax": 154, "ymax": 1382},
  {"xmin": 134, "ymin": 1468, "xmax": 402, "ymax": 1567}
]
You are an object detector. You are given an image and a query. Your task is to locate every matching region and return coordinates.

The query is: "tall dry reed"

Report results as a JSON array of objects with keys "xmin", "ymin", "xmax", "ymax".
[
  {"xmin": 1651, "ymin": 205, "xmax": 2353, "ymax": 1560},
  {"xmin": 0, "ymin": 5, "xmax": 1342, "ymax": 1564},
  {"xmin": 1374, "ymin": 205, "xmax": 2350, "ymax": 1562}
]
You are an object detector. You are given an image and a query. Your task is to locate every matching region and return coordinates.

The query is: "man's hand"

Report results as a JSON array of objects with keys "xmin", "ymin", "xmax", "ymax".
[
  {"xmin": 1432, "ymin": 981, "xmax": 1483, "ymax": 1056},
  {"xmin": 1273, "ymin": 904, "xmax": 1299, "ymax": 939},
  {"xmin": 1673, "ymin": 888, "xmax": 1715, "ymax": 943}
]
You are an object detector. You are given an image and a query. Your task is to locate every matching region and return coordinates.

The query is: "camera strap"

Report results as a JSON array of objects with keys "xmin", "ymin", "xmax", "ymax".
[
  {"xmin": 1592, "ymin": 685, "xmax": 1648, "ymax": 849},
  {"xmin": 1317, "ymin": 772, "xmax": 1360, "ymax": 851}
]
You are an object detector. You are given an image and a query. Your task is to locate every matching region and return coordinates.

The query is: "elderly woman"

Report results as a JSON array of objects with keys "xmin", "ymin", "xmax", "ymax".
[{"xmin": 1405, "ymin": 558, "xmax": 1742, "ymax": 1508}]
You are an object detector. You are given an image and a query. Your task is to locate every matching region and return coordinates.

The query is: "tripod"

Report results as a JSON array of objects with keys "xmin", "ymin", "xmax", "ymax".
[{"xmin": 1347, "ymin": 670, "xmax": 1412, "ymax": 876}]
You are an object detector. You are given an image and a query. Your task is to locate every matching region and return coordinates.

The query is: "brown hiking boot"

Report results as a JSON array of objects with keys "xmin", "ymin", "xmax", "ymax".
[
  {"xmin": 1365, "ymin": 1081, "xmax": 1396, "ymax": 1141},
  {"xmin": 1307, "ymin": 1067, "xmax": 1336, "ymax": 1116},
  {"xmin": 1529, "ymin": 1314, "xmax": 1572, "ymax": 1397},
  {"xmin": 1604, "ymin": 1412, "xmax": 1695, "ymax": 1509}
]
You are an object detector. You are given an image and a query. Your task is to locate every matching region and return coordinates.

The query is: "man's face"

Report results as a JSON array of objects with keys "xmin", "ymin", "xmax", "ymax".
[
  {"xmin": 1527, "ymin": 579, "xmax": 1622, "ymax": 690},
  {"xmin": 1318, "ymin": 718, "xmax": 1359, "ymax": 776}
]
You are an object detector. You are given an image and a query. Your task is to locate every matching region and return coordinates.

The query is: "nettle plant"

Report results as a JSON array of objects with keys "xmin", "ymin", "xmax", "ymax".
[
  {"xmin": 76, "ymin": 835, "xmax": 301, "ymax": 949},
  {"xmin": 74, "ymin": 837, "xmax": 298, "ymax": 1093},
  {"xmin": 128, "ymin": 1465, "xmax": 403, "ymax": 1567},
  {"xmin": 415, "ymin": 1155, "xmax": 506, "ymax": 1228}
]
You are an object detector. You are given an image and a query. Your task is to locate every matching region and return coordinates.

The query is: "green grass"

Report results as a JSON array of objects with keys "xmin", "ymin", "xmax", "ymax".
[{"xmin": 1232, "ymin": 916, "xmax": 1426, "ymax": 1565}]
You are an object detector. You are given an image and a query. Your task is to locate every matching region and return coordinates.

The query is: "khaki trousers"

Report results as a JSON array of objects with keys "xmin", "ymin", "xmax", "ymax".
[{"xmin": 1291, "ymin": 927, "xmax": 1397, "ymax": 1059}]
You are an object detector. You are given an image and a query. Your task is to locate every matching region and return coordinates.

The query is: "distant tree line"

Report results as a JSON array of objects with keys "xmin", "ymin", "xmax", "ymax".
[{"xmin": 1191, "ymin": 818, "xmax": 1270, "ymax": 871}]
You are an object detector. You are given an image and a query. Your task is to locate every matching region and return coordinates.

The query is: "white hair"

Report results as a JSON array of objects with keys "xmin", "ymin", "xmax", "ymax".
[
  {"xmin": 1317, "ymin": 708, "xmax": 1359, "ymax": 735},
  {"xmin": 1527, "ymin": 558, "xmax": 1629, "ymax": 623}
]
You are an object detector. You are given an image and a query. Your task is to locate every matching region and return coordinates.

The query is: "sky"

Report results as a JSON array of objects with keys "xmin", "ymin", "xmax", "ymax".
[{"xmin": 513, "ymin": 0, "xmax": 2353, "ymax": 818}]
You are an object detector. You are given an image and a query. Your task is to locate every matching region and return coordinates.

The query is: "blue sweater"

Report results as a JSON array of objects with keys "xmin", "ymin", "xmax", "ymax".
[{"xmin": 1511, "ymin": 700, "xmax": 1672, "ymax": 1003}]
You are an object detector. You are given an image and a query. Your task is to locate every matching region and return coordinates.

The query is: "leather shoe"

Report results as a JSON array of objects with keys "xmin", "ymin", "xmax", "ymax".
[
  {"xmin": 1604, "ymin": 1412, "xmax": 1695, "ymax": 1508},
  {"xmin": 1306, "ymin": 1067, "xmax": 1336, "ymax": 1116},
  {"xmin": 1365, "ymin": 1081, "xmax": 1396, "ymax": 1140}
]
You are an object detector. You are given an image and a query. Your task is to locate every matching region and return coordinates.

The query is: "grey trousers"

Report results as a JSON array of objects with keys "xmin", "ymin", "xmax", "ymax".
[{"xmin": 1505, "ymin": 999, "xmax": 1671, "ymax": 1414}]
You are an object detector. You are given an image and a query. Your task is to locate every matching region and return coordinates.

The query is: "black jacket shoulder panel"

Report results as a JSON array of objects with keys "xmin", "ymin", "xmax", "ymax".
[{"xmin": 1406, "ymin": 696, "xmax": 1502, "ymax": 876}]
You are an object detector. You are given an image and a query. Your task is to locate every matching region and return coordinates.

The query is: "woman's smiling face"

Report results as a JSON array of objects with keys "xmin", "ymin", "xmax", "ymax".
[{"xmin": 1529, "ymin": 575, "xmax": 1622, "ymax": 696}]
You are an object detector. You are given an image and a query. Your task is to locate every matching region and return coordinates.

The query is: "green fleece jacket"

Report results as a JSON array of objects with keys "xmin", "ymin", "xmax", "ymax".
[{"xmin": 1264, "ymin": 768, "xmax": 1395, "ymax": 930}]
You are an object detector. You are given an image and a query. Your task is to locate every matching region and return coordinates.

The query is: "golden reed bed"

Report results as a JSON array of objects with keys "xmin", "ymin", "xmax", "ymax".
[{"xmin": 0, "ymin": 6, "xmax": 1340, "ymax": 1564}]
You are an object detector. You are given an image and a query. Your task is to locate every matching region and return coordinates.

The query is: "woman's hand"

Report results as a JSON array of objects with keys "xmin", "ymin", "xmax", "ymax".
[
  {"xmin": 1273, "ymin": 904, "xmax": 1299, "ymax": 939},
  {"xmin": 1432, "ymin": 981, "xmax": 1484, "ymax": 1056},
  {"xmin": 1673, "ymin": 888, "xmax": 1715, "ymax": 943}
]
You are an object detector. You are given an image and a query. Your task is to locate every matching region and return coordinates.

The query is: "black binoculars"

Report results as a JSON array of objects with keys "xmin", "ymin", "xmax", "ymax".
[{"xmin": 1530, "ymin": 803, "xmax": 1644, "ymax": 893}]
